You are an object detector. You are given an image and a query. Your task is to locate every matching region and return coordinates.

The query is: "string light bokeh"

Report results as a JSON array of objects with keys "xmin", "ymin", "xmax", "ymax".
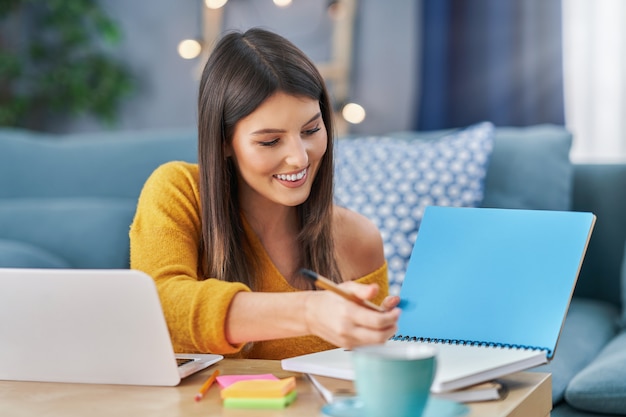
[{"xmin": 177, "ymin": 0, "xmax": 366, "ymax": 129}]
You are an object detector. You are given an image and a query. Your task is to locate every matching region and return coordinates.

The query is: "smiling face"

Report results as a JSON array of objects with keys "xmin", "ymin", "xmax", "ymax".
[{"xmin": 228, "ymin": 92, "xmax": 328, "ymax": 211}]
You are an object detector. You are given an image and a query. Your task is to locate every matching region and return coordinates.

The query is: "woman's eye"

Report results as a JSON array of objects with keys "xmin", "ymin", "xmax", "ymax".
[
  {"xmin": 259, "ymin": 138, "xmax": 279, "ymax": 147},
  {"xmin": 303, "ymin": 126, "xmax": 321, "ymax": 136}
]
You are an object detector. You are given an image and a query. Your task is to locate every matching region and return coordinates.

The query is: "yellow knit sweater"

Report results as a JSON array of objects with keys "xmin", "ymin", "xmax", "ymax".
[{"xmin": 130, "ymin": 161, "xmax": 389, "ymax": 360}]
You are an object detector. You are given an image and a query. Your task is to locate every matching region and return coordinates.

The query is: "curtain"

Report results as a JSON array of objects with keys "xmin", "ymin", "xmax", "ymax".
[
  {"xmin": 563, "ymin": 0, "xmax": 626, "ymax": 162},
  {"xmin": 415, "ymin": 0, "xmax": 564, "ymax": 131}
]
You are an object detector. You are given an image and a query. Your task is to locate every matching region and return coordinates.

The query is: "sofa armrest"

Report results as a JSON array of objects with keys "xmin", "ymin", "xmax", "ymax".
[
  {"xmin": 572, "ymin": 164, "xmax": 626, "ymax": 306},
  {"xmin": 565, "ymin": 330, "xmax": 626, "ymax": 415}
]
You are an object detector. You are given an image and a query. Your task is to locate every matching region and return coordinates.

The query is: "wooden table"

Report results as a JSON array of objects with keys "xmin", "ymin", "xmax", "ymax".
[{"xmin": 0, "ymin": 359, "xmax": 551, "ymax": 417}]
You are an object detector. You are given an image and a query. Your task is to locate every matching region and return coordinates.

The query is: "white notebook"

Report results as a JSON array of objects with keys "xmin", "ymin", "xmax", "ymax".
[
  {"xmin": 0, "ymin": 268, "xmax": 223, "ymax": 386},
  {"xmin": 307, "ymin": 364, "xmax": 506, "ymax": 402},
  {"xmin": 282, "ymin": 206, "xmax": 595, "ymax": 393}
]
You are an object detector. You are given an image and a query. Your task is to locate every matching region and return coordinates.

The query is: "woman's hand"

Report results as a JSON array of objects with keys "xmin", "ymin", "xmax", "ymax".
[{"xmin": 303, "ymin": 282, "xmax": 401, "ymax": 349}]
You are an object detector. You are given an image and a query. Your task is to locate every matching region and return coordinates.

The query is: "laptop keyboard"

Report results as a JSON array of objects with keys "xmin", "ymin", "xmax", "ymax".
[{"xmin": 176, "ymin": 358, "xmax": 194, "ymax": 367}]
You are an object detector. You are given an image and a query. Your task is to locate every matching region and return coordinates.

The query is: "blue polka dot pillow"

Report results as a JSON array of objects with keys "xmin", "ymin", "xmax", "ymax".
[{"xmin": 334, "ymin": 121, "xmax": 495, "ymax": 294}]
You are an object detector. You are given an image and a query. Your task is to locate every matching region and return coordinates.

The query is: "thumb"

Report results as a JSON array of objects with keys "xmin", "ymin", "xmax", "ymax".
[{"xmin": 382, "ymin": 295, "xmax": 401, "ymax": 311}]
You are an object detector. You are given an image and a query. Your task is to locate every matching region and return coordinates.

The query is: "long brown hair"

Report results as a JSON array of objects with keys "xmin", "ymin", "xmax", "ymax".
[{"xmin": 197, "ymin": 28, "xmax": 340, "ymax": 289}]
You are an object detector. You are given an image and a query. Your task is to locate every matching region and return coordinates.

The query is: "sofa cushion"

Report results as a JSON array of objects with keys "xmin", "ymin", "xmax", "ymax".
[
  {"xmin": 481, "ymin": 124, "xmax": 574, "ymax": 211},
  {"xmin": 0, "ymin": 198, "xmax": 136, "ymax": 269},
  {"xmin": 531, "ymin": 297, "xmax": 620, "ymax": 404},
  {"xmin": 573, "ymin": 166, "xmax": 626, "ymax": 306},
  {"xmin": 551, "ymin": 403, "xmax": 613, "ymax": 417},
  {"xmin": 0, "ymin": 127, "xmax": 197, "ymax": 199},
  {"xmin": 0, "ymin": 239, "xmax": 71, "ymax": 268},
  {"xmin": 622, "ymin": 241, "xmax": 626, "ymax": 325},
  {"xmin": 334, "ymin": 122, "xmax": 495, "ymax": 293},
  {"xmin": 565, "ymin": 330, "xmax": 626, "ymax": 414}
]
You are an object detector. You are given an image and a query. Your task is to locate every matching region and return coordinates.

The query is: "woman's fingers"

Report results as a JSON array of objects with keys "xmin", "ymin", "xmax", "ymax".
[
  {"xmin": 382, "ymin": 295, "xmax": 401, "ymax": 311},
  {"xmin": 303, "ymin": 285, "xmax": 401, "ymax": 349}
]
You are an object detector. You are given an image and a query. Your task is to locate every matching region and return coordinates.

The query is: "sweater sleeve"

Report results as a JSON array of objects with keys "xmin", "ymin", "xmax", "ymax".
[
  {"xmin": 129, "ymin": 161, "xmax": 250, "ymax": 354},
  {"xmin": 354, "ymin": 262, "xmax": 389, "ymax": 305}
]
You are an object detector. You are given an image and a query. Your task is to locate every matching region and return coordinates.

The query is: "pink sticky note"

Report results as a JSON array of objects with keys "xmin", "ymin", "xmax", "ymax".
[{"xmin": 216, "ymin": 373, "xmax": 279, "ymax": 389}]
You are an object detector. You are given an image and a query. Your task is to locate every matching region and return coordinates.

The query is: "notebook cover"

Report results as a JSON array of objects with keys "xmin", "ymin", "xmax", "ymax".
[{"xmin": 396, "ymin": 206, "xmax": 595, "ymax": 357}]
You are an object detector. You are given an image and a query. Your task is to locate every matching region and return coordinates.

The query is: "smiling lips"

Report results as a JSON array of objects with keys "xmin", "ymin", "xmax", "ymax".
[{"xmin": 274, "ymin": 167, "xmax": 308, "ymax": 186}]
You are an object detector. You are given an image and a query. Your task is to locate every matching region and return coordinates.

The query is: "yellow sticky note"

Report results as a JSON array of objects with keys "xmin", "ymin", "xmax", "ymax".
[
  {"xmin": 220, "ymin": 376, "xmax": 296, "ymax": 399},
  {"xmin": 223, "ymin": 390, "xmax": 298, "ymax": 409}
]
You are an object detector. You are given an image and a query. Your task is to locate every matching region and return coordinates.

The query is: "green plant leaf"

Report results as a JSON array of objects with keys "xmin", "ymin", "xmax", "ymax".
[
  {"xmin": 0, "ymin": 52, "xmax": 21, "ymax": 78},
  {"xmin": 0, "ymin": 0, "xmax": 135, "ymax": 128}
]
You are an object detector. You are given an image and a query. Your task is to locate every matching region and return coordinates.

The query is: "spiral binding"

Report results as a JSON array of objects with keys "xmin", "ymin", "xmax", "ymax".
[{"xmin": 390, "ymin": 334, "xmax": 553, "ymax": 357}]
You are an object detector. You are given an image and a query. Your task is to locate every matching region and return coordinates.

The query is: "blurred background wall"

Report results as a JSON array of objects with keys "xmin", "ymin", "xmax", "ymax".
[
  {"xmin": 2, "ymin": 0, "xmax": 625, "ymax": 162},
  {"xmin": 50, "ymin": 0, "xmax": 419, "ymax": 137}
]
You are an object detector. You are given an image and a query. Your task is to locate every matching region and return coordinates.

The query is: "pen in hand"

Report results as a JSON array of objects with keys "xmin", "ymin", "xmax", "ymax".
[
  {"xmin": 194, "ymin": 369, "xmax": 220, "ymax": 402},
  {"xmin": 298, "ymin": 268, "xmax": 387, "ymax": 312}
]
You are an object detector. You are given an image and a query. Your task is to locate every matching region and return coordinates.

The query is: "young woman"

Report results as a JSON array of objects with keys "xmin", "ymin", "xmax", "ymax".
[{"xmin": 130, "ymin": 28, "xmax": 400, "ymax": 360}]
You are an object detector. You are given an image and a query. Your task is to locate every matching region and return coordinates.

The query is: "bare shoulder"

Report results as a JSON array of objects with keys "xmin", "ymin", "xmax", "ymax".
[{"xmin": 333, "ymin": 205, "xmax": 385, "ymax": 281}]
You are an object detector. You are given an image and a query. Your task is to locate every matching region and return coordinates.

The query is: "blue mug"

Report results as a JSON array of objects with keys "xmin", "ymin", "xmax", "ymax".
[{"xmin": 352, "ymin": 344, "xmax": 437, "ymax": 417}]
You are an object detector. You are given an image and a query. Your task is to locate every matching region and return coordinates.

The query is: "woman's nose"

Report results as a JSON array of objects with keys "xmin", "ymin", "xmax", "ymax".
[{"xmin": 284, "ymin": 136, "xmax": 309, "ymax": 167}]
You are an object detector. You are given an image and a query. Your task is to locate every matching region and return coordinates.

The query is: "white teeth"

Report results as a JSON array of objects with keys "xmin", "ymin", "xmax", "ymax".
[{"xmin": 277, "ymin": 168, "xmax": 307, "ymax": 182}]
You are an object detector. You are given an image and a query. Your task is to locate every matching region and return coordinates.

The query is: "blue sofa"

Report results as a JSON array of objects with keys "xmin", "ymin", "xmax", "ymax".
[{"xmin": 0, "ymin": 124, "xmax": 625, "ymax": 416}]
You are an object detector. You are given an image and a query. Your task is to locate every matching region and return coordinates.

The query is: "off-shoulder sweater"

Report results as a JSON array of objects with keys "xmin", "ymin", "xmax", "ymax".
[{"xmin": 129, "ymin": 161, "xmax": 388, "ymax": 360}]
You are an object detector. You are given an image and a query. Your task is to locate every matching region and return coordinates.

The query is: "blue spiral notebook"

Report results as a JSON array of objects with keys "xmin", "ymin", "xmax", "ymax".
[{"xmin": 282, "ymin": 206, "xmax": 596, "ymax": 393}]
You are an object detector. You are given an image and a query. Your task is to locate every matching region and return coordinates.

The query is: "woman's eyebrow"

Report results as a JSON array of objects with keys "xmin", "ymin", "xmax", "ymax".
[
  {"xmin": 303, "ymin": 112, "xmax": 322, "ymax": 126},
  {"xmin": 250, "ymin": 112, "xmax": 321, "ymax": 136},
  {"xmin": 251, "ymin": 128, "xmax": 286, "ymax": 135}
]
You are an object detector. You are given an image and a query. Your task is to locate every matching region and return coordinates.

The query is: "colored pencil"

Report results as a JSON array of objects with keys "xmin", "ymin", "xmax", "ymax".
[
  {"xmin": 298, "ymin": 268, "xmax": 387, "ymax": 312},
  {"xmin": 194, "ymin": 369, "xmax": 220, "ymax": 402}
]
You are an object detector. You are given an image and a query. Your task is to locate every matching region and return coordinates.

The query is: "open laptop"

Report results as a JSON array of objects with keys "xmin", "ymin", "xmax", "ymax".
[{"xmin": 0, "ymin": 268, "xmax": 223, "ymax": 386}]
